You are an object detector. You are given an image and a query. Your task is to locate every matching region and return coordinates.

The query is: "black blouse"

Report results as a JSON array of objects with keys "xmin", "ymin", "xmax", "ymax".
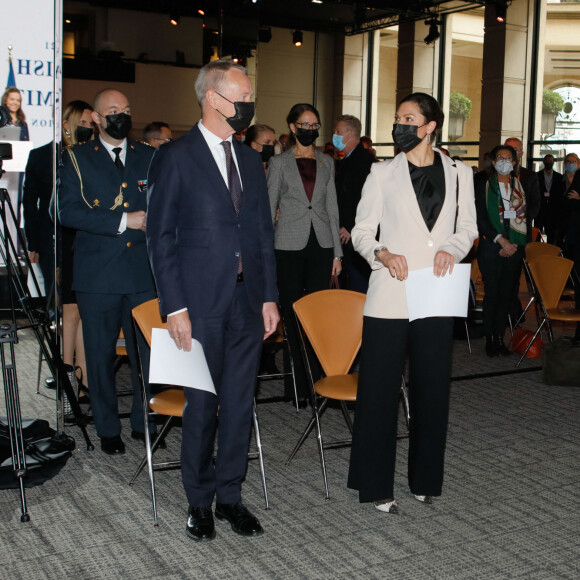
[{"xmin": 407, "ymin": 152, "xmax": 445, "ymax": 231}]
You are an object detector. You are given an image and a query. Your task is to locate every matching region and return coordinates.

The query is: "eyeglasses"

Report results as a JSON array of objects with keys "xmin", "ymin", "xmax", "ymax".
[
  {"xmin": 495, "ymin": 156, "xmax": 513, "ymax": 162},
  {"xmin": 295, "ymin": 122, "xmax": 321, "ymax": 130}
]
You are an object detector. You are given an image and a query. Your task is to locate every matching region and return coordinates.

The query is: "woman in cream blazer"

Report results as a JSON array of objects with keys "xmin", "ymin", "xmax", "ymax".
[
  {"xmin": 267, "ymin": 103, "xmax": 342, "ymax": 402},
  {"xmin": 347, "ymin": 93, "xmax": 478, "ymax": 513}
]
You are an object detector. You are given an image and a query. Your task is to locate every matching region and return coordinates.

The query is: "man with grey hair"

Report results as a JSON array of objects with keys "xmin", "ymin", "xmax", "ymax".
[
  {"xmin": 147, "ymin": 60, "xmax": 279, "ymax": 542},
  {"xmin": 333, "ymin": 114, "xmax": 375, "ymax": 292},
  {"xmin": 143, "ymin": 121, "xmax": 172, "ymax": 147}
]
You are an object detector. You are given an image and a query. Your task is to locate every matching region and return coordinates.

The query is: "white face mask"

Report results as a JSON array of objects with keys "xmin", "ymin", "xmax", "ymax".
[{"xmin": 495, "ymin": 159, "xmax": 513, "ymax": 175}]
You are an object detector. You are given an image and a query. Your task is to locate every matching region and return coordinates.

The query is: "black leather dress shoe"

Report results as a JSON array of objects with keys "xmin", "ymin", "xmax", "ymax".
[
  {"xmin": 44, "ymin": 377, "xmax": 56, "ymax": 390},
  {"xmin": 215, "ymin": 502, "xmax": 263, "ymax": 536},
  {"xmin": 100, "ymin": 435, "xmax": 126, "ymax": 455},
  {"xmin": 186, "ymin": 506, "xmax": 216, "ymax": 542},
  {"xmin": 130, "ymin": 430, "xmax": 167, "ymax": 449}
]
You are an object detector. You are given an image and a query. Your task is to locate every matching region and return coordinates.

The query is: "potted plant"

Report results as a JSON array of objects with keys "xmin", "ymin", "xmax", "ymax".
[
  {"xmin": 541, "ymin": 89, "xmax": 564, "ymax": 136},
  {"xmin": 448, "ymin": 91, "xmax": 472, "ymax": 141}
]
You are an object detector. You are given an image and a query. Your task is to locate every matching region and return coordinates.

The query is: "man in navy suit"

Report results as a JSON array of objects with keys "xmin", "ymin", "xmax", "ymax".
[
  {"xmin": 58, "ymin": 89, "xmax": 157, "ymax": 455},
  {"xmin": 146, "ymin": 61, "xmax": 279, "ymax": 541}
]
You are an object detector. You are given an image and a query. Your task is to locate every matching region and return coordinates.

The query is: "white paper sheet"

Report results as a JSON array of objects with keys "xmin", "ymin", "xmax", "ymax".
[
  {"xmin": 404, "ymin": 263, "xmax": 471, "ymax": 322},
  {"xmin": 1, "ymin": 141, "xmax": 35, "ymax": 172},
  {"xmin": 149, "ymin": 328, "xmax": 216, "ymax": 395}
]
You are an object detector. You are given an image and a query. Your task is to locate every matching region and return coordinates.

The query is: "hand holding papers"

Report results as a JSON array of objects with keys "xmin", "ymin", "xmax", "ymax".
[
  {"xmin": 149, "ymin": 328, "xmax": 216, "ymax": 395},
  {"xmin": 404, "ymin": 263, "xmax": 471, "ymax": 322}
]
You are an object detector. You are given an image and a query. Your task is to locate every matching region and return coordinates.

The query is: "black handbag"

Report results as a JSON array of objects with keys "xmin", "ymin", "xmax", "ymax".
[{"xmin": 542, "ymin": 337, "xmax": 580, "ymax": 387}]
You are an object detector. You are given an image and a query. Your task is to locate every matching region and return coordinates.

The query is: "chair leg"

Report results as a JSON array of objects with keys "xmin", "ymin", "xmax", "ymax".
[
  {"xmin": 252, "ymin": 400, "xmax": 269, "ymax": 510},
  {"xmin": 340, "ymin": 401, "xmax": 354, "ymax": 435},
  {"xmin": 464, "ymin": 319, "xmax": 472, "ymax": 354},
  {"xmin": 400, "ymin": 376, "xmax": 410, "ymax": 429},
  {"xmin": 282, "ymin": 319, "xmax": 299, "ymax": 412},
  {"xmin": 36, "ymin": 347, "xmax": 43, "ymax": 394},
  {"xmin": 286, "ymin": 398, "xmax": 329, "ymax": 465},
  {"xmin": 312, "ymin": 399, "xmax": 330, "ymax": 499},
  {"xmin": 516, "ymin": 319, "xmax": 545, "ymax": 367}
]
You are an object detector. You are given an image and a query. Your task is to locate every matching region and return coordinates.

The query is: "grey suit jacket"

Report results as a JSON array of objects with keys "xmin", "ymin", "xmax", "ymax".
[{"xmin": 267, "ymin": 148, "xmax": 342, "ymax": 256}]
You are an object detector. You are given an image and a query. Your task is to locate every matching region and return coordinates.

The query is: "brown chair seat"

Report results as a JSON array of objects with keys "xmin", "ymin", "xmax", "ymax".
[
  {"xmin": 315, "ymin": 374, "xmax": 358, "ymax": 401},
  {"xmin": 545, "ymin": 308, "xmax": 580, "ymax": 322},
  {"xmin": 150, "ymin": 389, "xmax": 186, "ymax": 416}
]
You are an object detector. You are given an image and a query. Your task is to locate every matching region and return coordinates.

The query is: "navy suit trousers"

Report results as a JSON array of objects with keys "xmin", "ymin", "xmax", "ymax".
[
  {"xmin": 76, "ymin": 288, "xmax": 157, "ymax": 438},
  {"xmin": 181, "ymin": 282, "xmax": 264, "ymax": 507}
]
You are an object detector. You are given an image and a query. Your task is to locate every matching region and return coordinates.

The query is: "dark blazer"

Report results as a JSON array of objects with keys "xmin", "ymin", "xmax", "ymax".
[
  {"xmin": 536, "ymin": 169, "xmax": 564, "ymax": 234},
  {"xmin": 23, "ymin": 141, "xmax": 54, "ymax": 253},
  {"xmin": 58, "ymin": 139, "xmax": 156, "ymax": 295},
  {"xmin": 335, "ymin": 142, "xmax": 375, "ymax": 233},
  {"xmin": 519, "ymin": 166, "xmax": 540, "ymax": 241},
  {"xmin": 146, "ymin": 124, "xmax": 277, "ymax": 318}
]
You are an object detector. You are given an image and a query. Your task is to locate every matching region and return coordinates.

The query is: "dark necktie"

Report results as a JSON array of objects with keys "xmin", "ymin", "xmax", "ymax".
[
  {"xmin": 113, "ymin": 147, "xmax": 124, "ymax": 172},
  {"xmin": 221, "ymin": 140, "xmax": 243, "ymax": 273},
  {"xmin": 221, "ymin": 140, "xmax": 242, "ymax": 214}
]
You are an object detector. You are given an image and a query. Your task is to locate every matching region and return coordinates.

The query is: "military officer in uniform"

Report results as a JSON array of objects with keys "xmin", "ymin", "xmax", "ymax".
[{"xmin": 58, "ymin": 88, "xmax": 157, "ymax": 455}]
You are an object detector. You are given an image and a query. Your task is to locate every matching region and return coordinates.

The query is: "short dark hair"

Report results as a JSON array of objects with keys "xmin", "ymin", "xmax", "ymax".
[
  {"xmin": 286, "ymin": 103, "xmax": 320, "ymax": 146},
  {"xmin": 143, "ymin": 121, "xmax": 170, "ymax": 142},
  {"xmin": 399, "ymin": 92, "xmax": 445, "ymax": 132},
  {"xmin": 543, "ymin": 154, "xmax": 555, "ymax": 162},
  {"xmin": 489, "ymin": 144, "xmax": 518, "ymax": 176}
]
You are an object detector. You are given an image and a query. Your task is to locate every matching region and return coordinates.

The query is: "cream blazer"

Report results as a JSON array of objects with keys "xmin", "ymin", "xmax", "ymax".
[{"xmin": 352, "ymin": 150, "xmax": 478, "ymax": 319}]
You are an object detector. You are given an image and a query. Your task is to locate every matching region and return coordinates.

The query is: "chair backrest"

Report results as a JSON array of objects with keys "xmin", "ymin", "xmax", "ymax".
[
  {"xmin": 531, "ymin": 226, "xmax": 542, "ymax": 242},
  {"xmin": 527, "ymin": 255, "xmax": 573, "ymax": 310},
  {"xmin": 132, "ymin": 299, "xmax": 166, "ymax": 347},
  {"xmin": 293, "ymin": 289, "xmax": 366, "ymax": 377},
  {"xmin": 525, "ymin": 241, "xmax": 560, "ymax": 262}
]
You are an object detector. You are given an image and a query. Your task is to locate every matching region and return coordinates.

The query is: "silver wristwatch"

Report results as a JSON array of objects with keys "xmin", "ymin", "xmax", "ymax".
[{"xmin": 374, "ymin": 246, "xmax": 387, "ymax": 258}]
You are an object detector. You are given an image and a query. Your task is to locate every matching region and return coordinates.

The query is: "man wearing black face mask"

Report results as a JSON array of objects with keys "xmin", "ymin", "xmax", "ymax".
[
  {"xmin": 536, "ymin": 153, "xmax": 564, "ymax": 243},
  {"xmin": 147, "ymin": 60, "xmax": 278, "ymax": 541},
  {"xmin": 58, "ymin": 88, "xmax": 157, "ymax": 455}
]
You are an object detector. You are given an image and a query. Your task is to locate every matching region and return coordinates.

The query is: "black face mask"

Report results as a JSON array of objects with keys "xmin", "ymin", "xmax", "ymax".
[
  {"xmin": 295, "ymin": 128, "xmax": 319, "ymax": 147},
  {"xmin": 544, "ymin": 162, "xmax": 554, "ymax": 171},
  {"xmin": 102, "ymin": 112, "xmax": 132, "ymax": 140},
  {"xmin": 392, "ymin": 123, "xmax": 427, "ymax": 153},
  {"xmin": 215, "ymin": 92, "xmax": 255, "ymax": 133},
  {"xmin": 75, "ymin": 125, "xmax": 94, "ymax": 143},
  {"xmin": 260, "ymin": 144, "xmax": 275, "ymax": 163}
]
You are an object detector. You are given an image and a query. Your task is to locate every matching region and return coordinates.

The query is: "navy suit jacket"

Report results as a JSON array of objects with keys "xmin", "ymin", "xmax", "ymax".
[
  {"xmin": 146, "ymin": 124, "xmax": 277, "ymax": 319},
  {"xmin": 58, "ymin": 139, "xmax": 156, "ymax": 295}
]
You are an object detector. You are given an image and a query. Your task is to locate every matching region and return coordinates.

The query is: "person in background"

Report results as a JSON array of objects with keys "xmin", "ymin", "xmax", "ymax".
[
  {"xmin": 244, "ymin": 123, "xmax": 276, "ymax": 167},
  {"xmin": 536, "ymin": 153, "xmax": 564, "ymax": 244},
  {"xmin": 323, "ymin": 142, "xmax": 338, "ymax": 159},
  {"xmin": 475, "ymin": 144, "xmax": 528, "ymax": 357},
  {"xmin": 333, "ymin": 114, "xmax": 375, "ymax": 293},
  {"xmin": 267, "ymin": 103, "xmax": 342, "ymax": 404},
  {"xmin": 143, "ymin": 121, "xmax": 172, "ymax": 148},
  {"xmin": 233, "ymin": 128, "xmax": 247, "ymax": 143},
  {"xmin": 58, "ymin": 89, "xmax": 157, "ymax": 455},
  {"xmin": 360, "ymin": 136, "xmax": 377, "ymax": 158},
  {"xmin": 278, "ymin": 133, "xmax": 290, "ymax": 151},
  {"xmin": 348, "ymin": 92, "xmax": 477, "ymax": 514},
  {"xmin": 474, "ymin": 152, "xmax": 494, "ymax": 186},
  {"xmin": 564, "ymin": 153, "xmax": 580, "ymax": 340}
]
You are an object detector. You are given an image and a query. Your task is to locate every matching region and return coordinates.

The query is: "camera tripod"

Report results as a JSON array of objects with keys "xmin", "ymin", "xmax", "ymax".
[{"xmin": 0, "ymin": 180, "xmax": 94, "ymax": 521}]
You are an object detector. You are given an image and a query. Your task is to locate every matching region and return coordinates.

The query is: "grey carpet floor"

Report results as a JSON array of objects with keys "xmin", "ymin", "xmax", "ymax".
[{"xmin": 1, "ymin": 321, "xmax": 579, "ymax": 579}]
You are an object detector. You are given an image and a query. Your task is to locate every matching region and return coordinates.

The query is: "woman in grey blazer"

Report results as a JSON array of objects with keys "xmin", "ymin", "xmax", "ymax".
[{"xmin": 267, "ymin": 103, "xmax": 342, "ymax": 401}]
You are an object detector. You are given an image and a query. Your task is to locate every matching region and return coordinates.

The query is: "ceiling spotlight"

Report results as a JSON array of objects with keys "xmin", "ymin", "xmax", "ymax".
[
  {"xmin": 424, "ymin": 19, "xmax": 440, "ymax": 45},
  {"xmin": 312, "ymin": 0, "xmax": 323, "ymax": 3},
  {"xmin": 170, "ymin": 14, "xmax": 180, "ymax": 26},
  {"xmin": 197, "ymin": 9, "xmax": 205, "ymax": 16},
  {"xmin": 496, "ymin": 2, "xmax": 507, "ymax": 23},
  {"xmin": 293, "ymin": 30, "xmax": 303, "ymax": 47}
]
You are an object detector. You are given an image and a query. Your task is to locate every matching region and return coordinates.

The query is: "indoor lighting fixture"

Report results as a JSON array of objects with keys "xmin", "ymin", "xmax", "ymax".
[
  {"xmin": 424, "ymin": 19, "xmax": 440, "ymax": 45},
  {"xmin": 198, "ymin": 9, "xmax": 205, "ymax": 16},
  {"xmin": 170, "ymin": 14, "xmax": 180, "ymax": 26},
  {"xmin": 496, "ymin": 2, "xmax": 507, "ymax": 23},
  {"xmin": 293, "ymin": 30, "xmax": 303, "ymax": 47},
  {"xmin": 312, "ymin": 0, "xmax": 323, "ymax": 3}
]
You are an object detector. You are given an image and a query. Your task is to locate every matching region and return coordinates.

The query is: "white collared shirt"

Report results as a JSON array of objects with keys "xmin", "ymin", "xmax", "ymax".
[
  {"xmin": 99, "ymin": 135, "xmax": 127, "ymax": 165},
  {"xmin": 197, "ymin": 120, "xmax": 243, "ymax": 191}
]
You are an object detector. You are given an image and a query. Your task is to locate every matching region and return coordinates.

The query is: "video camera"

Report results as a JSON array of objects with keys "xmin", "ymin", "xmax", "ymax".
[{"xmin": 0, "ymin": 105, "xmax": 10, "ymax": 129}]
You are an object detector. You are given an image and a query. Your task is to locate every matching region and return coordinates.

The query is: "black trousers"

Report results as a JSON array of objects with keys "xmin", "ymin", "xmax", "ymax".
[
  {"xmin": 348, "ymin": 316, "xmax": 454, "ymax": 502},
  {"xmin": 276, "ymin": 227, "xmax": 334, "ymax": 398},
  {"xmin": 478, "ymin": 239, "xmax": 524, "ymax": 336}
]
